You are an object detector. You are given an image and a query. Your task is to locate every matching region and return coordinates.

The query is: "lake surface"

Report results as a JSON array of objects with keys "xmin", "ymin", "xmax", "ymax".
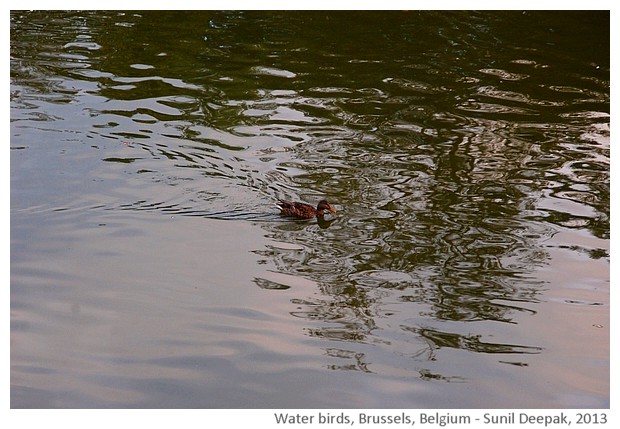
[{"xmin": 10, "ymin": 11, "xmax": 609, "ymax": 408}]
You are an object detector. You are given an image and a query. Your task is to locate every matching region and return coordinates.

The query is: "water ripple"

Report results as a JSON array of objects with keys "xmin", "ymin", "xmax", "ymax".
[{"xmin": 11, "ymin": 10, "xmax": 609, "ymax": 408}]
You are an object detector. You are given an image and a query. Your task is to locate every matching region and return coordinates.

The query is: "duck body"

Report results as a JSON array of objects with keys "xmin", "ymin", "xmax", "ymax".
[{"xmin": 276, "ymin": 199, "xmax": 337, "ymax": 219}]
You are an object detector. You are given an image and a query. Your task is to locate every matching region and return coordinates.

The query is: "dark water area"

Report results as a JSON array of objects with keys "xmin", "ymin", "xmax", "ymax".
[{"xmin": 10, "ymin": 11, "xmax": 609, "ymax": 408}]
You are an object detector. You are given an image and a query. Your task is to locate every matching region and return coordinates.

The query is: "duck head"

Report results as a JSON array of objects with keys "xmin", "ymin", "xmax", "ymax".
[{"xmin": 316, "ymin": 200, "xmax": 337, "ymax": 216}]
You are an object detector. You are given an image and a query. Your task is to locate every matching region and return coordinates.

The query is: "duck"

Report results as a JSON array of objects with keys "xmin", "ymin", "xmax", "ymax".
[{"xmin": 276, "ymin": 199, "xmax": 337, "ymax": 219}]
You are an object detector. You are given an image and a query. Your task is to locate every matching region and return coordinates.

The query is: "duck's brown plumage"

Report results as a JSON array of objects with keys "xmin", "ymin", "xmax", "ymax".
[{"xmin": 276, "ymin": 199, "xmax": 337, "ymax": 219}]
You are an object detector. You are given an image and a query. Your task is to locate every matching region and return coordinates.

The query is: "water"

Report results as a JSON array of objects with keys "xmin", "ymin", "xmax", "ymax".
[{"xmin": 10, "ymin": 11, "xmax": 609, "ymax": 408}]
